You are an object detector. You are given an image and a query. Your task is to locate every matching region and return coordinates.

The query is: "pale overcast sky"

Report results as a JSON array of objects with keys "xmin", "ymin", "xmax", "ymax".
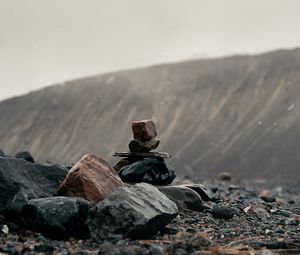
[{"xmin": 1, "ymin": 0, "xmax": 300, "ymax": 101}]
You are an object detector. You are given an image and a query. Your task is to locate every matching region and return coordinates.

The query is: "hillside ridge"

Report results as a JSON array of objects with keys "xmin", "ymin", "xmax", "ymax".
[{"xmin": 1, "ymin": 48, "xmax": 300, "ymax": 182}]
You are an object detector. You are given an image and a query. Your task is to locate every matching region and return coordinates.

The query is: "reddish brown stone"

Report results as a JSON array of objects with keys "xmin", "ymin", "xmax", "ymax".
[
  {"xmin": 56, "ymin": 154, "xmax": 124, "ymax": 204},
  {"xmin": 129, "ymin": 138, "xmax": 160, "ymax": 152},
  {"xmin": 132, "ymin": 119, "xmax": 157, "ymax": 142}
]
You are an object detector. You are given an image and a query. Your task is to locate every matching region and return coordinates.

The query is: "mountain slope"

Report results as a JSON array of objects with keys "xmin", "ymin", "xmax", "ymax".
[{"xmin": 1, "ymin": 49, "xmax": 300, "ymax": 182}]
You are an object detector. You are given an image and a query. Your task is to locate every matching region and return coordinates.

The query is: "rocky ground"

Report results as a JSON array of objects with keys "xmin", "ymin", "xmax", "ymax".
[{"xmin": 1, "ymin": 177, "xmax": 299, "ymax": 255}]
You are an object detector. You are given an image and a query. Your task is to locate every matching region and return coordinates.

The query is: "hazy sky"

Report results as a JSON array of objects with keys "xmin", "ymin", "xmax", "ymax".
[{"xmin": 1, "ymin": 0, "xmax": 300, "ymax": 101}]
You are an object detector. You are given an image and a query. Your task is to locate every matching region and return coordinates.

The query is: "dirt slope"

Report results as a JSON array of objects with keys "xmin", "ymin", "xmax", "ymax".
[{"xmin": 1, "ymin": 49, "xmax": 300, "ymax": 182}]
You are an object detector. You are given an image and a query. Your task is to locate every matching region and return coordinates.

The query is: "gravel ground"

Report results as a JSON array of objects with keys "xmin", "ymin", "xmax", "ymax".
[{"xmin": 1, "ymin": 178, "xmax": 299, "ymax": 255}]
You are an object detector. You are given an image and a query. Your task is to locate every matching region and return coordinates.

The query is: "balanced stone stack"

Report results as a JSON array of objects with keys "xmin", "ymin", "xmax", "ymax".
[
  {"xmin": 113, "ymin": 119, "xmax": 176, "ymax": 185},
  {"xmin": 129, "ymin": 120, "xmax": 160, "ymax": 152}
]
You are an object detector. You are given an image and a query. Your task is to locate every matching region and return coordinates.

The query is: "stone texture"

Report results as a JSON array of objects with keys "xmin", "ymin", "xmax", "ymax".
[
  {"xmin": 132, "ymin": 119, "xmax": 157, "ymax": 142},
  {"xmin": 129, "ymin": 138, "xmax": 160, "ymax": 152},
  {"xmin": 87, "ymin": 183, "xmax": 178, "ymax": 239},
  {"xmin": 0, "ymin": 157, "xmax": 67, "ymax": 224},
  {"xmin": 218, "ymin": 172, "xmax": 232, "ymax": 181},
  {"xmin": 118, "ymin": 158, "xmax": 176, "ymax": 185},
  {"xmin": 212, "ymin": 206, "xmax": 235, "ymax": 220},
  {"xmin": 112, "ymin": 158, "xmax": 141, "ymax": 172},
  {"xmin": 56, "ymin": 154, "xmax": 124, "ymax": 204},
  {"xmin": 0, "ymin": 150, "xmax": 5, "ymax": 157},
  {"xmin": 158, "ymin": 186, "xmax": 204, "ymax": 211},
  {"xmin": 15, "ymin": 151, "xmax": 35, "ymax": 163},
  {"xmin": 180, "ymin": 184, "xmax": 213, "ymax": 202},
  {"xmin": 22, "ymin": 196, "xmax": 91, "ymax": 239}
]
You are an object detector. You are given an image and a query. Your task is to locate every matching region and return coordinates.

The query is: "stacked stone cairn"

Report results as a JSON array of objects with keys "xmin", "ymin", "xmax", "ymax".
[
  {"xmin": 113, "ymin": 119, "xmax": 176, "ymax": 185},
  {"xmin": 0, "ymin": 119, "xmax": 214, "ymax": 241}
]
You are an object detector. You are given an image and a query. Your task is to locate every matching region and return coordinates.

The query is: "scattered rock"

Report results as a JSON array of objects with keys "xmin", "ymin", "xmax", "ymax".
[
  {"xmin": 56, "ymin": 154, "xmax": 124, "ymax": 204},
  {"xmin": 132, "ymin": 119, "xmax": 157, "ymax": 141},
  {"xmin": 87, "ymin": 183, "xmax": 178, "ymax": 239},
  {"xmin": 0, "ymin": 157, "xmax": 67, "ymax": 224},
  {"xmin": 158, "ymin": 186, "xmax": 205, "ymax": 211},
  {"xmin": 149, "ymin": 244, "xmax": 164, "ymax": 255},
  {"xmin": 275, "ymin": 198, "xmax": 288, "ymax": 206},
  {"xmin": 118, "ymin": 158, "xmax": 176, "ymax": 185},
  {"xmin": 22, "ymin": 196, "xmax": 91, "ymax": 239},
  {"xmin": 243, "ymin": 204, "xmax": 270, "ymax": 220},
  {"xmin": 15, "ymin": 151, "xmax": 35, "ymax": 163},
  {"xmin": 129, "ymin": 138, "xmax": 160, "ymax": 152},
  {"xmin": 0, "ymin": 149, "xmax": 5, "ymax": 157},
  {"xmin": 180, "ymin": 184, "xmax": 213, "ymax": 201},
  {"xmin": 218, "ymin": 172, "xmax": 232, "ymax": 181},
  {"xmin": 1, "ymin": 224, "xmax": 9, "ymax": 235},
  {"xmin": 292, "ymin": 214, "xmax": 300, "ymax": 224},
  {"xmin": 212, "ymin": 205, "xmax": 235, "ymax": 220},
  {"xmin": 277, "ymin": 209, "xmax": 293, "ymax": 217},
  {"xmin": 169, "ymin": 232, "xmax": 212, "ymax": 254},
  {"xmin": 260, "ymin": 189, "xmax": 276, "ymax": 203}
]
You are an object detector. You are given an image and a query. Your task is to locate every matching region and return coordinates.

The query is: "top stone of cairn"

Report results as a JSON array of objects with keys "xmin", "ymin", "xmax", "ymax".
[{"xmin": 132, "ymin": 119, "xmax": 157, "ymax": 142}]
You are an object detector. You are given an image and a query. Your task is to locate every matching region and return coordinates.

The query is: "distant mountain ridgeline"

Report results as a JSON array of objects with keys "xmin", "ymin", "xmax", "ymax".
[{"xmin": 1, "ymin": 48, "xmax": 300, "ymax": 182}]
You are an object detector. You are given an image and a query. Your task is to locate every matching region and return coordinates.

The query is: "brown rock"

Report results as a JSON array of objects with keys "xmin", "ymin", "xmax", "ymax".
[
  {"xmin": 132, "ymin": 119, "xmax": 157, "ymax": 141},
  {"xmin": 56, "ymin": 154, "xmax": 124, "ymax": 204},
  {"xmin": 292, "ymin": 214, "xmax": 300, "ymax": 224},
  {"xmin": 129, "ymin": 138, "xmax": 160, "ymax": 152}
]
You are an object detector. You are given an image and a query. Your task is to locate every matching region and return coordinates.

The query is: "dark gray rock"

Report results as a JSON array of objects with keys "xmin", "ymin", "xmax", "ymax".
[
  {"xmin": 112, "ymin": 158, "xmax": 141, "ymax": 172},
  {"xmin": 118, "ymin": 158, "xmax": 176, "ymax": 185},
  {"xmin": 0, "ymin": 150, "xmax": 5, "ymax": 157},
  {"xmin": 158, "ymin": 186, "xmax": 204, "ymax": 211},
  {"xmin": 22, "ymin": 196, "xmax": 91, "ymax": 239},
  {"xmin": 129, "ymin": 138, "xmax": 160, "ymax": 152},
  {"xmin": 87, "ymin": 183, "xmax": 178, "ymax": 240},
  {"xmin": 180, "ymin": 184, "xmax": 213, "ymax": 202},
  {"xmin": 15, "ymin": 151, "xmax": 35, "ymax": 163},
  {"xmin": 260, "ymin": 196, "xmax": 276, "ymax": 203},
  {"xmin": 0, "ymin": 157, "xmax": 68, "ymax": 224},
  {"xmin": 212, "ymin": 205, "xmax": 235, "ymax": 220}
]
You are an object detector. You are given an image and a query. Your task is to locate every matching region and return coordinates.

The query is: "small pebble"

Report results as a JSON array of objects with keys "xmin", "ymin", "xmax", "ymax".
[{"xmin": 212, "ymin": 206, "xmax": 235, "ymax": 220}]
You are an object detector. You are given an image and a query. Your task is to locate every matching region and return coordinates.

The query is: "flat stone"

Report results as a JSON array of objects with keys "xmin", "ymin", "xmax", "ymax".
[
  {"xmin": 22, "ymin": 196, "xmax": 91, "ymax": 239},
  {"xmin": 56, "ymin": 154, "xmax": 124, "ymax": 204},
  {"xmin": 87, "ymin": 183, "xmax": 178, "ymax": 239},
  {"xmin": 158, "ymin": 186, "xmax": 204, "ymax": 211},
  {"xmin": 114, "ymin": 151, "xmax": 171, "ymax": 158},
  {"xmin": 118, "ymin": 158, "xmax": 176, "ymax": 185},
  {"xmin": 129, "ymin": 138, "xmax": 160, "ymax": 152},
  {"xmin": 132, "ymin": 119, "xmax": 157, "ymax": 142}
]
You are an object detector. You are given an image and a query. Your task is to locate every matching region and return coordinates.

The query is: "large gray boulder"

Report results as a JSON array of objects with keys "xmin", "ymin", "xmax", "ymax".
[
  {"xmin": 22, "ymin": 196, "xmax": 91, "ymax": 239},
  {"xmin": 158, "ymin": 186, "xmax": 205, "ymax": 211},
  {"xmin": 0, "ymin": 157, "xmax": 68, "ymax": 224},
  {"xmin": 87, "ymin": 183, "xmax": 178, "ymax": 239}
]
